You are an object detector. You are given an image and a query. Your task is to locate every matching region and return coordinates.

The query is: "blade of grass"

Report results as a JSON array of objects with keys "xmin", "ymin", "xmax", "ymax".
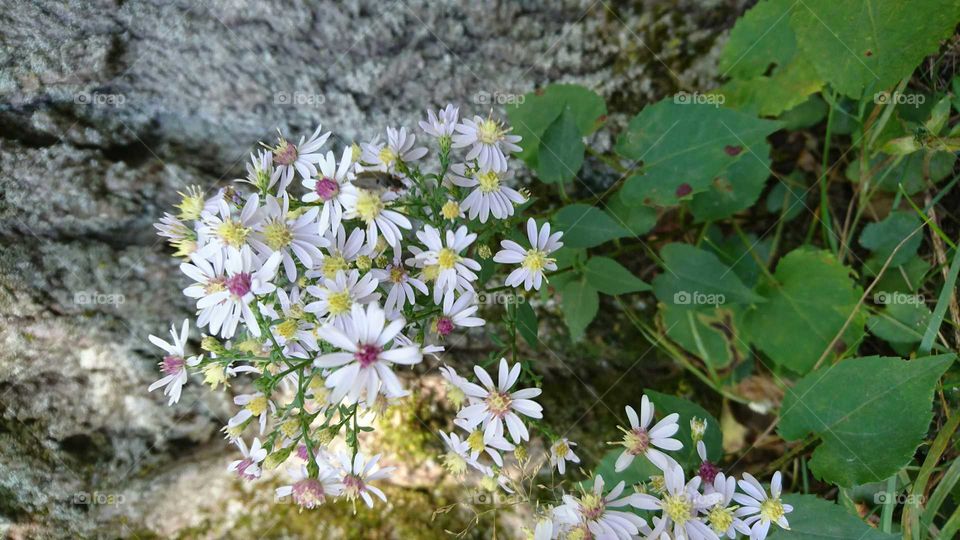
[
  {"xmin": 904, "ymin": 411, "xmax": 960, "ymax": 539},
  {"xmin": 922, "ymin": 456, "xmax": 960, "ymax": 531},
  {"xmin": 920, "ymin": 238, "xmax": 960, "ymax": 355}
]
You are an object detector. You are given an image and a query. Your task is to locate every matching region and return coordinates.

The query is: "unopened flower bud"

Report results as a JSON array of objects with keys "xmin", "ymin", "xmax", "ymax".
[
  {"xmin": 201, "ymin": 335, "xmax": 227, "ymax": 355},
  {"xmin": 690, "ymin": 417, "xmax": 707, "ymax": 443},
  {"xmin": 441, "ymin": 200, "xmax": 461, "ymax": 220},
  {"xmin": 477, "ymin": 244, "xmax": 492, "ymax": 259},
  {"xmin": 355, "ymin": 255, "xmax": 372, "ymax": 271},
  {"xmin": 264, "ymin": 448, "xmax": 292, "ymax": 469},
  {"xmin": 281, "ymin": 418, "xmax": 301, "ymax": 439}
]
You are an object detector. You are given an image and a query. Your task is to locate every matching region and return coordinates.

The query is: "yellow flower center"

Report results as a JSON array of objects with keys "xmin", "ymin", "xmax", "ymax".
[
  {"xmin": 522, "ymin": 249, "xmax": 551, "ymax": 271},
  {"xmin": 202, "ymin": 364, "xmax": 228, "ymax": 389},
  {"xmin": 389, "ymin": 266, "xmax": 406, "ymax": 283},
  {"xmin": 246, "ymin": 395, "xmax": 268, "ymax": 416},
  {"xmin": 477, "ymin": 170, "xmax": 501, "ymax": 193},
  {"xmin": 441, "ymin": 200, "xmax": 461, "ymax": 219},
  {"xmin": 217, "ymin": 219, "xmax": 250, "ymax": 248},
  {"xmin": 442, "ymin": 451, "xmax": 467, "ymax": 476},
  {"xmin": 760, "ymin": 498, "xmax": 785, "ymax": 522},
  {"xmin": 280, "ymin": 418, "xmax": 300, "ymax": 438},
  {"xmin": 422, "ymin": 264, "xmax": 440, "ymax": 281},
  {"xmin": 262, "ymin": 220, "xmax": 293, "ymax": 250},
  {"xmin": 486, "ymin": 391, "xmax": 513, "ymax": 416},
  {"xmin": 708, "ymin": 505, "xmax": 736, "ymax": 534},
  {"xmin": 176, "ymin": 186, "xmax": 206, "ymax": 221},
  {"xmin": 378, "ymin": 147, "xmax": 398, "ymax": 166},
  {"xmin": 287, "ymin": 303, "xmax": 305, "ymax": 319},
  {"xmin": 579, "ymin": 493, "xmax": 604, "ymax": 521},
  {"xmin": 552, "ymin": 440, "xmax": 570, "ymax": 457},
  {"xmin": 467, "ymin": 430, "xmax": 486, "ymax": 454},
  {"xmin": 275, "ymin": 318, "xmax": 299, "ymax": 339},
  {"xmin": 663, "ymin": 493, "xmax": 693, "ymax": 525},
  {"xmin": 327, "ymin": 290, "xmax": 352, "ymax": 315},
  {"xmin": 477, "ymin": 119, "xmax": 503, "ymax": 145},
  {"xmin": 323, "ymin": 255, "xmax": 349, "ymax": 276},
  {"xmin": 446, "ymin": 384, "xmax": 466, "ymax": 408},
  {"xmin": 649, "ymin": 474, "xmax": 666, "ymax": 495},
  {"xmin": 621, "ymin": 427, "xmax": 650, "ymax": 455},
  {"xmin": 355, "ymin": 255, "xmax": 372, "ymax": 271},
  {"xmin": 437, "ymin": 247, "xmax": 459, "ymax": 270},
  {"xmin": 355, "ymin": 189, "xmax": 384, "ymax": 223}
]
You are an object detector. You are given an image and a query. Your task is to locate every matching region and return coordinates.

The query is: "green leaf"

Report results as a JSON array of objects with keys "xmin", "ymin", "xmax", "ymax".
[
  {"xmin": 690, "ymin": 149, "xmax": 772, "ymax": 222},
  {"xmin": 592, "ymin": 449, "xmax": 660, "ymax": 489},
  {"xmin": 616, "ymin": 99, "xmax": 779, "ymax": 207},
  {"xmin": 776, "ymin": 94, "xmax": 828, "ymax": 130},
  {"xmin": 536, "ymin": 110, "xmax": 585, "ymax": 184},
  {"xmin": 606, "ymin": 189, "xmax": 658, "ymax": 236},
  {"xmin": 772, "ymin": 494, "xmax": 899, "ymax": 539},
  {"xmin": 744, "ymin": 248, "xmax": 865, "ymax": 374},
  {"xmin": 643, "ymin": 390, "xmax": 723, "ymax": 468},
  {"xmin": 846, "ymin": 151, "xmax": 957, "ymax": 195},
  {"xmin": 515, "ymin": 301, "xmax": 539, "ymax": 348},
  {"xmin": 779, "ymin": 354, "xmax": 954, "ymax": 486},
  {"xmin": 507, "ymin": 84, "xmax": 606, "ymax": 166},
  {"xmin": 584, "ymin": 257, "xmax": 651, "ymax": 295},
  {"xmin": 790, "ymin": 0, "xmax": 960, "ymax": 98},
  {"xmin": 860, "ymin": 211, "xmax": 924, "ymax": 271},
  {"xmin": 873, "ymin": 257, "xmax": 930, "ymax": 294},
  {"xmin": 652, "ymin": 243, "xmax": 765, "ymax": 305},
  {"xmin": 660, "ymin": 303, "xmax": 748, "ymax": 370},
  {"xmin": 562, "ymin": 278, "xmax": 599, "ymax": 341},
  {"xmin": 868, "ymin": 301, "xmax": 932, "ymax": 345},
  {"xmin": 553, "ymin": 204, "xmax": 630, "ymax": 248},
  {"xmin": 765, "ymin": 174, "xmax": 808, "ymax": 222}
]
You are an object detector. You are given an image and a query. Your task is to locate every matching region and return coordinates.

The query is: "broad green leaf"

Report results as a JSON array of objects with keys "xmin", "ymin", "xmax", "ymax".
[
  {"xmin": 553, "ymin": 204, "xmax": 630, "ymax": 248},
  {"xmin": 660, "ymin": 303, "xmax": 748, "ymax": 369},
  {"xmin": 868, "ymin": 301, "xmax": 932, "ymax": 345},
  {"xmin": 515, "ymin": 301, "xmax": 539, "ymax": 348},
  {"xmin": 873, "ymin": 257, "xmax": 930, "ymax": 294},
  {"xmin": 584, "ymin": 257, "xmax": 651, "ymax": 295},
  {"xmin": 644, "ymin": 390, "xmax": 723, "ymax": 468},
  {"xmin": 606, "ymin": 190, "xmax": 658, "ymax": 236},
  {"xmin": 507, "ymin": 84, "xmax": 606, "ymax": 166},
  {"xmin": 562, "ymin": 278, "xmax": 599, "ymax": 341},
  {"xmin": 780, "ymin": 354, "xmax": 954, "ymax": 486},
  {"xmin": 765, "ymin": 175, "xmax": 809, "ymax": 222},
  {"xmin": 690, "ymin": 150, "xmax": 771, "ymax": 222},
  {"xmin": 744, "ymin": 248, "xmax": 865, "ymax": 373},
  {"xmin": 771, "ymin": 494, "xmax": 899, "ymax": 539},
  {"xmin": 616, "ymin": 100, "xmax": 778, "ymax": 207},
  {"xmin": 776, "ymin": 94, "xmax": 828, "ymax": 130},
  {"xmin": 790, "ymin": 0, "xmax": 960, "ymax": 98},
  {"xmin": 859, "ymin": 211, "xmax": 923, "ymax": 271},
  {"xmin": 536, "ymin": 110, "xmax": 585, "ymax": 184},
  {"xmin": 846, "ymin": 151, "xmax": 957, "ymax": 194},
  {"xmin": 652, "ymin": 243, "xmax": 765, "ymax": 305},
  {"xmin": 704, "ymin": 228, "xmax": 773, "ymax": 288}
]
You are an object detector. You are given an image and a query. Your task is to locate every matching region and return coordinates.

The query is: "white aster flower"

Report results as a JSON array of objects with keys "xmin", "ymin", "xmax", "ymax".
[
  {"xmin": 333, "ymin": 451, "xmax": 395, "ymax": 510},
  {"xmin": 197, "ymin": 192, "xmax": 265, "ymax": 260},
  {"xmin": 456, "ymin": 358, "xmax": 543, "ymax": 443},
  {"xmin": 301, "ymin": 147, "xmax": 356, "ymax": 234},
  {"xmin": 250, "ymin": 195, "xmax": 329, "ymax": 282},
  {"xmin": 435, "ymin": 291, "xmax": 485, "ymax": 337},
  {"xmin": 229, "ymin": 391, "xmax": 276, "ymax": 435},
  {"xmin": 275, "ymin": 460, "xmax": 344, "ymax": 509},
  {"xmin": 270, "ymin": 124, "xmax": 331, "ymax": 190},
  {"xmin": 452, "ymin": 114, "xmax": 522, "ymax": 172},
  {"xmin": 493, "ymin": 218, "xmax": 563, "ymax": 291},
  {"xmin": 450, "ymin": 163, "xmax": 526, "ymax": 223},
  {"xmin": 340, "ymin": 185, "xmax": 412, "ymax": 250},
  {"xmin": 704, "ymin": 473, "xmax": 751, "ymax": 539},
  {"xmin": 614, "ymin": 395, "xmax": 683, "ymax": 472},
  {"xmin": 438, "ymin": 430, "xmax": 485, "ymax": 477},
  {"xmin": 453, "ymin": 424, "xmax": 515, "ymax": 467},
  {"xmin": 196, "ymin": 246, "xmax": 281, "ymax": 339},
  {"xmin": 305, "ymin": 269, "xmax": 380, "ymax": 330},
  {"xmin": 550, "ymin": 438, "xmax": 581, "ymax": 475},
  {"xmin": 553, "ymin": 475, "xmax": 648, "ymax": 540},
  {"xmin": 361, "ymin": 126, "xmax": 428, "ymax": 174},
  {"xmin": 414, "ymin": 225, "xmax": 481, "ymax": 303},
  {"xmin": 733, "ymin": 472, "xmax": 793, "ymax": 540},
  {"xmin": 632, "ymin": 464, "xmax": 724, "ymax": 540},
  {"xmin": 310, "ymin": 224, "xmax": 368, "ymax": 280},
  {"xmin": 238, "ymin": 149, "xmax": 281, "ymax": 192},
  {"xmin": 438, "ymin": 364, "xmax": 471, "ymax": 408},
  {"xmin": 419, "ymin": 104, "xmax": 460, "ymax": 138},
  {"xmin": 369, "ymin": 258, "xmax": 429, "ymax": 318},
  {"xmin": 228, "ymin": 437, "xmax": 267, "ymax": 480},
  {"xmin": 268, "ymin": 287, "xmax": 318, "ymax": 351},
  {"xmin": 147, "ymin": 319, "xmax": 201, "ymax": 405},
  {"xmin": 313, "ymin": 302, "xmax": 423, "ymax": 406}
]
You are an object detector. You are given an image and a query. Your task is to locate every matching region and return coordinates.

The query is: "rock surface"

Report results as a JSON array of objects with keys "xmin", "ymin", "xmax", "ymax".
[{"xmin": 0, "ymin": 0, "xmax": 744, "ymax": 536}]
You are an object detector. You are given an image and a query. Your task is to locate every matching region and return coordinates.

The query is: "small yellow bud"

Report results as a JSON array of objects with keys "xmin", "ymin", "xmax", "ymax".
[
  {"xmin": 350, "ymin": 143, "xmax": 362, "ymax": 163},
  {"xmin": 201, "ymin": 335, "xmax": 227, "ymax": 355},
  {"xmin": 375, "ymin": 255, "xmax": 389, "ymax": 268},
  {"xmin": 281, "ymin": 418, "xmax": 301, "ymax": 439},
  {"xmin": 477, "ymin": 244, "xmax": 492, "ymax": 260},
  {"xmin": 355, "ymin": 255, "xmax": 372, "ymax": 271},
  {"xmin": 690, "ymin": 417, "xmax": 707, "ymax": 443},
  {"xmin": 441, "ymin": 200, "xmax": 461, "ymax": 220},
  {"xmin": 264, "ymin": 448, "xmax": 292, "ymax": 469}
]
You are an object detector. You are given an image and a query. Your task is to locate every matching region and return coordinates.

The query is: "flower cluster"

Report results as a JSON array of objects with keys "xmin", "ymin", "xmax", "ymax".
[{"xmin": 148, "ymin": 105, "xmax": 562, "ymax": 512}]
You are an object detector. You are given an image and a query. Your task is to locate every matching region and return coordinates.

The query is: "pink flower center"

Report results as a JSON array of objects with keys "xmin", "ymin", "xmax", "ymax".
[
  {"xmin": 273, "ymin": 140, "xmax": 298, "ymax": 166},
  {"xmin": 296, "ymin": 444, "xmax": 309, "ymax": 461},
  {"xmin": 698, "ymin": 460, "xmax": 719, "ymax": 484},
  {"xmin": 436, "ymin": 317, "xmax": 454, "ymax": 336},
  {"xmin": 161, "ymin": 355, "xmax": 185, "ymax": 375},
  {"xmin": 354, "ymin": 344, "xmax": 381, "ymax": 368},
  {"xmin": 225, "ymin": 272, "xmax": 252, "ymax": 297},
  {"xmin": 624, "ymin": 427, "xmax": 650, "ymax": 456},
  {"xmin": 343, "ymin": 474, "xmax": 366, "ymax": 497},
  {"xmin": 292, "ymin": 478, "xmax": 326, "ymax": 509},
  {"xmin": 315, "ymin": 177, "xmax": 340, "ymax": 201},
  {"xmin": 236, "ymin": 458, "xmax": 257, "ymax": 480},
  {"xmin": 485, "ymin": 391, "xmax": 513, "ymax": 417}
]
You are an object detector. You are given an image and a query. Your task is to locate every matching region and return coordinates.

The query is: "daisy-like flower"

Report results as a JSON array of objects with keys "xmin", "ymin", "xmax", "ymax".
[
  {"xmin": 613, "ymin": 395, "xmax": 683, "ymax": 472},
  {"xmin": 333, "ymin": 451, "xmax": 395, "ymax": 510},
  {"xmin": 419, "ymin": 104, "xmax": 460, "ymax": 139},
  {"xmin": 435, "ymin": 291, "xmax": 484, "ymax": 337},
  {"xmin": 550, "ymin": 438, "xmax": 581, "ymax": 475},
  {"xmin": 438, "ymin": 365, "xmax": 471, "ymax": 408},
  {"xmin": 229, "ymin": 391, "xmax": 276, "ymax": 435},
  {"xmin": 310, "ymin": 224, "xmax": 368, "ymax": 280},
  {"xmin": 180, "ymin": 252, "xmax": 226, "ymax": 331},
  {"xmin": 361, "ymin": 126, "xmax": 427, "ymax": 174},
  {"xmin": 155, "ymin": 213, "xmax": 197, "ymax": 257},
  {"xmin": 369, "ymin": 258, "xmax": 429, "ymax": 318},
  {"xmin": 704, "ymin": 473, "xmax": 751, "ymax": 539},
  {"xmin": 733, "ymin": 472, "xmax": 793, "ymax": 540},
  {"xmin": 196, "ymin": 247, "xmax": 281, "ymax": 339},
  {"xmin": 552, "ymin": 475, "xmax": 648, "ymax": 540},
  {"xmin": 147, "ymin": 319, "xmax": 201, "ymax": 405},
  {"xmin": 438, "ymin": 430, "xmax": 485, "ymax": 477},
  {"xmin": 305, "ymin": 269, "xmax": 379, "ymax": 330},
  {"xmin": 275, "ymin": 461, "xmax": 344, "ymax": 509},
  {"xmin": 238, "ymin": 149, "xmax": 281, "ymax": 193},
  {"xmin": 340, "ymin": 184, "xmax": 412, "ymax": 249},
  {"xmin": 493, "ymin": 218, "xmax": 563, "ymax": 291},
  {"xmin": 249, "ymin": 195, "xmax": 329, "ymax": 282},
  {"xmin": 449, "ymin": 163, "xmax": 526, "ymax": 223},
  {"xmin": 197, "ymin": 193, "xmax": 265, "ymax": 260},
  {"xmin": 268, "ymin": 287, "xmax": 318, "ymax": 351},
  {"xmin": 313, "ymin": 302, "xmax": 423, "ymax": 406},
  {"xmin": 414, "ymin": 225, "xmax": 481, "ymax": 302},
  {"xmin": 228, "ymin": 437, "xmax": 267, "ymax": 480},
  {"xmin": 301, "ymin": 147, "xmax": 356, "ymax": 234},
  {"xmin": 269, "ymin": 124, "xmax": 331, "ymax": 191},
  {"xmin": 452, "ymin": 114, "xmax": 522, "ymax": 172},
  {"xmin": 453, "ymin": 424, "xmax": 515, "ymax": 467},
  {"xmin": 455, "ymin": 358, "xmax": 543, "ymax": 443},
  {"xmin": 632, "ymin": 464, "xmax": 723, "ymax": 540}
]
